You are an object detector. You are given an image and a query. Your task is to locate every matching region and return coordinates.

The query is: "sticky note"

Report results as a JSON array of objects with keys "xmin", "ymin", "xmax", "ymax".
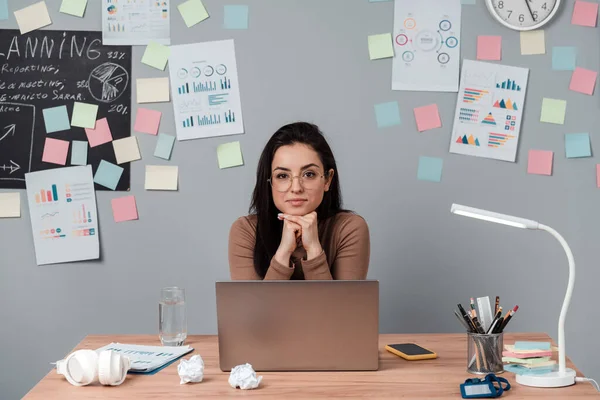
[
  {"xmin": 145, "ymin": 165, "xmax": 178, "ymax": 191},
  {"xmin": 552, "ymin": 47, "xmax": 577, "ymax": 71},
  {"xmin": 141, "ymin": 42, "xmax": 171, "ymax": 71},
  {"xmin": 597, "ymin": 165, "xmax": 600, "ymax": 188},
  {"xmin": 527, "ymin": 150, "xmax": 553, "ymax": 176},
  {"xmin": 417, "ymin": 156, "xmax": 443, "ymax": 183},
  {"xmin": 540, "ymin": 98, "xmax": 567, "ymax": 125},
  {"xmin": 137, "ymin": 78, "xmax": 170, "ymax": 103},
  {"xmin": 111, "ymin": 195, "xmax": 138, "ymax": 223},
  {"xmin": 14, "ymin": 1, "xmax": 52, "ymax": 35},
  {"xmin": 154, "ymin": 133, "xmax": 176, "ymax": 160},
  {"xmin": 217, "ymin": 141, "xmax": 244, "ymax": 169},
  {"xmin": 514, "ymin": 341, "xmax": 552, "ymax": 351},
  {"xmin": 224, "ymin": 5, "xmax": 249, "ymax": 29},
  {"xmin": 572, "ymin": 0, "xmax": 598, "ymax": 27},
  {"xmin": 113, "ymin": 136, "xmax": 141, "ymax": 164},
  {"xmin": 477, "ymin": 36, "xmax": 502, "ymax": 61},
  {"xmin": 60, "ymin": 0, "xmax": 87, "ymax": 17},
  {"xmin": 0, "ymin": 193, "xmax": 20, "ymax": 218},
  {"xmin": 178, "ymin": 0, "xmax": 209, "ymax": 28},
  {"xmin": 374, "ymin": 101, "xmax": 401, "ymax": 128},
  {"xmin": 368, "ymin": 33, "xmax": 394, "ymax": 60},
  {"xmin": 414, "ymin": 104, "xmax": 442, "ymax": 132},
  {"xmin": 72, "ymin": 102, "xmax": 99, "ymax": 129},
  {"xmin": 569, "ymin": 67, "xmax": 597, "ymax": 95},
  {"xmin": 565, "ymin": 133, "xmax": 591, "ymax": 158},
  {"xmin": 71, "ymin": 140, "xmax": 88, "ymax": 165},
  {"xmin": 0, "ymin": 0, "xmax": 8, "ymax": 21},
  {"xmin": 42, "ymin": 105, "xmax": 70, "ymax": 133},
  {"xmin": 369, "ymin": 0, "xmax": 392, "ymax": 2},
  {"xmin": 85, "ymin": 118, "xmax": 113, "ymax": 147},
  {"xmin": 42, "ymin": 138, "xmax": 69, "ymax": 165},
  {"xmin": 134, "ymin": 108, "xmax": 161, "ymax": 135},
  {"xmin": 461, "ymin": 0, "xmax": 476, "ymax": 4},
  {"xmin": 520, "ymin": 30, "xmax": 545, "ymax": 55},
  {"xmin": 94, "ymin": 160, "xmax": 123, "ymax": 190}
]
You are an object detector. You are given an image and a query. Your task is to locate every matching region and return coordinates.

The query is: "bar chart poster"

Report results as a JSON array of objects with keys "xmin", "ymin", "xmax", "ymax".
[
  {"xmin": 24, "ymin": 166, "xmax": 99, "ymax": 266},
  {"xmin": 449, "ymin": 60, "xmax": 529, "ymax": 162},
  {"xmin": 168, "ymin": 40, "xmax": 244, "ymax": 140}
]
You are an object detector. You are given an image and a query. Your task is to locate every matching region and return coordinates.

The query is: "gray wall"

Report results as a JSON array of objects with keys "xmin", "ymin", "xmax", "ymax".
[{"xmin": 1, "ymin": 0, "xmax": 599, "ymax": 398}]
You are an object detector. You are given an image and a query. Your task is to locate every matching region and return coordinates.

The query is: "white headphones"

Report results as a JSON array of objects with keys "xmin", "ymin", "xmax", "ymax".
[{"xmin": 56, "ymin": 349, "xmax": 131, "ymax": 387}]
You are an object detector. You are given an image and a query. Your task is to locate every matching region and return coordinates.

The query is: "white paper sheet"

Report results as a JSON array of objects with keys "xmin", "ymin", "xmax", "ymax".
[
  {"xmin": 25, "ymin": 166, "xmax": 99, "ymax": 265},
  {"xmin": 169, "ymin": 40, "xmax": 244, "ymax": 141},
  {"xmin": 392, "ymin": 0, "xmax": 461, "ymax": 92},
  {"xmin": 449, "ymin": 60, "xmax": 529, "ymax": 162},
  {"xmin": 102, "ymin": 0, "xmax": 170, "ymax": 46}
]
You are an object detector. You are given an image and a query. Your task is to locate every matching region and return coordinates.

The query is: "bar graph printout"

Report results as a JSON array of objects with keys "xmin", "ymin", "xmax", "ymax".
[{"xmin": 169, "ymin": 40, "xmax": 244, "ymax": 140}]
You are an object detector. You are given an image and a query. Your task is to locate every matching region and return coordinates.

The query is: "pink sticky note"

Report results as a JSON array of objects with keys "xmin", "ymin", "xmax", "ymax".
[
  {"xmin": 111, "ymin": 195, "xmax": 139, "ymax": 223},
  {"xmin": 528, "ymin": 150, "xmax": 553, "ymax": 176},
  {"xmin": 414, "ymin": 104, "xmax": 442, "ymax": 132},
  {"xmin": 572, "ymin": 0, "xmax": 598, "ymax": 27},
  {"xmin": 569, "ymin": 67, "xmax": 597, "ymax": 95},
  {"xmin": 134, "ymin": 108, "xmax": 161, "ymax": 135},
  {"xmin": 42, "ymin": 138, "xmax": 69, "ymax": 165},
  {"xmin": 85, "ymin": 118, "xmax": 113, "ymax": 148},
  {"xmin": 596, "ymin": 165, "xmax": 600, "ymax": 188},
  {"xmin": 477, "ymin": 36, "xmax": 502, "ymax": 61}
]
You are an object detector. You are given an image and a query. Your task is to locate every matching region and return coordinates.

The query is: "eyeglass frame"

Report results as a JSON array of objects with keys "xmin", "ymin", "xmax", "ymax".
[{"xmin": 267, "ymin": 169, "xmax": 333, "ymax": 192}]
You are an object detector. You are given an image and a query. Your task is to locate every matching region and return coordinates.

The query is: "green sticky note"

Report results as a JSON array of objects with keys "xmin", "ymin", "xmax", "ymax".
[
  {"xmin": 178, "ymin": 0, "xmax": 209, "ymax": 28},
  {"xmin": 141, "ymin": 42, "xmax": 171, "ymax": 71},
  {"xmin": 368, "ymin": 33, "xmax": 394, "ymax": 60},
  {"xmin": 565, "ymin": 133, "xmax": 591, "ymax": 158},
  {"xmin": 154, "ymin": 133, "xmax": 176, "ymax": 160},
  {"xmin": 217, "ymin": 141, "xmax": 244, "ymax": 169},
  {"xmin": 71, "ymin": 140, "xmax": 88, "ymax": 166},
  {"xmin": 60, "ymin": 0, "xmax": 87, "ymax": 17},
  {"xmin": 71, "ymin": 102, "xmax": 99, "ymax": 129},
  {"xmin": 94, "ymin": 160, "xmax": 124, "ymax": 190},
  {"xmin": 540, "ymin": 98, "xmax": 567, "ymax": 125},
  {"xmin": 417, "ymin": 156, "xmax": 443, "ymax": 183}
]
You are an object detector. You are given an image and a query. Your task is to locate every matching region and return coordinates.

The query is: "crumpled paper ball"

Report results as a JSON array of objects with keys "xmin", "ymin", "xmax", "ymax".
[
  {"xmin": 177, "ymin": 355, "xmax": 204, "ymax": 384},
  {"xmin": 228, "ymin": 363, "xmax": 263, "ymax": 390}
]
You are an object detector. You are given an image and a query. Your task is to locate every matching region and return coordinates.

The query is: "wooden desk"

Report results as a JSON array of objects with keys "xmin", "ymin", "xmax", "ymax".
[{"xmin": 24, "ymin": 333, "xmax": 598, "ymax": 399}]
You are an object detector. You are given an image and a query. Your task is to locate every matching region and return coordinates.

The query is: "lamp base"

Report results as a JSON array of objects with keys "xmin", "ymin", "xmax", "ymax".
[{"xmin": 516, "ymin": 368, "xmax": 576, "ymax": 388}]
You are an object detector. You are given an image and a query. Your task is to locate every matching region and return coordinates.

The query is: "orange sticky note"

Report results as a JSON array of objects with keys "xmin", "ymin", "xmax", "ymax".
[
  {"xmin": 597, "ymin": 165, "xmax": 600, "ymax": 188},
  {"xmin": 414, "ymin": 104, "xmax": 441, "ymax": 132},
  {"xmin": 134, "ymin": 108, "xmax": 161, "ymax": 135},
  {"xmin": 85, "ymin": 118, "xmax": 113, "ymax": 147},
  {"xmin": 569, "ymin": 67, "xmax": 597, "ymax": 95},
  {"xmin": 42, "ymin": 138, "xmax": 69, "ymax": 165},
  {"xmin": 477, "ymin": 36, "xmax": 502, "ymax": 61},
  {"xmin": 572, "ymin": 0, "xmax": 598, "ymax": 27},
  {"xmin": 111, "ymin": 195, "xmax": 138, "ymax": 223},
  {"xmin": 528, "ymin": 150, "xmax": 553, "ymax": 176}
]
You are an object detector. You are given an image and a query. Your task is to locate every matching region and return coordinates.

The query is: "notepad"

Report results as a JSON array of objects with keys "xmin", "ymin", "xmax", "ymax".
[
  {"xmin": 569, "ymin": 67, "xmax": 597, "ymax": 95},
  {"xmin": 414, "ymin": 104, "xmax": 441, "ymax": 132},
  {"xmin": 368, "ymin": 33, "xmax": 394, "ymax": 60},
  {"xmin": 552, "ymin": 47, "xmax": 577, "ymax": 71},
  {"xmin": 514, "ymin": 341, "xmax": 552, "ymax": 351},
  {"xmin": 154, "ymin": 133, "xmax": 176, "ymax": 160},
  {"xmin": 14, "ymin": 1, "xmax": 52, "ymax": 35},
  {"xmin": 374, "ymin": 101, "xmax": 401, "ymax": 128},
  {"xmin": 520, "ymin": 30, "xmax": 545, "ymax": 55},
  {"xmin": 0, "ymin": 193, "xmax": 20, "ymax": 218},
  {"xmin": 111, "ymin": 196, "xmax": 138, "ymax": 223},
  {"xmin": 224, "ymin": 5, "xmax": 249, "ymax": 29},
  {"xmin": 85, "ymin": 118, "xmax": 113, "ymax": 147},
  {"xmin": 71, "ymin": 140, "xmax": 88, "ymax": 166},
  {"xmin": 565, "ymin": 133, "xmax": 591, "ymax": 158},
  {"xmin": 94, "ymin": 160, "xmax": 123, "ymax": 190},
  {"xmin": 527, "ymin": 150, "xmax": 553, "ymax": 176},
  {"xmin": 43, "ymin": 105, "xmax": 71, "ymax": 133},
  {"xmin": 141, "ymin": 42, "xmax": 171, "ymax": 70},
  {"xmin": 178, "ymin": 0, "xmax": 209, "ymax": 28},
  {"xmin": 477, "ymin": 36, "xmax": 502, "ymax": 61},
  {"xmin": 42, "ymin": 138, "xmax": 69, "ymax": 165},
  {"xmin": 112, "ymin": 136, "xmax": 141, "ymax": 164},
  {"xmin": 217, "ymin": 142, "xmax": 244, "ymax": 169},
  {"xmin": 134, "ymin": 108, "xmax": 162, "ymax": 135},
  {"xmin": 572, "ymin": 0, "xmax": 598, "ymax": 27},
  {"xmin": 137, "ymin": 78, "xmax": 170, "ymax": 103},
  {"xmin": 417, "ymin": 156, "xmax": 443, "ymax": 183},
  {"xmin": 540, "ymin": 98, "xmax": 566, "ymax": 125},
  {"xmin": 60, "ymin": 0, "xmax": 87, "ymax": 17},
  {"xmin": 145, "ymin": 165, "xmax": 178, "ymax": 191},
  {"xmin": 72, "ymin": 102, "xmax": 99, "ymax": 129}
]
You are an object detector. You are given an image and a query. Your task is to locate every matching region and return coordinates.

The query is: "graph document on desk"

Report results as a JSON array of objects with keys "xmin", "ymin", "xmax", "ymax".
[
  {"xmin": 392, "ymin": 0, "xmax": 461, "ymax": 92},
  {"xmin": 169, "ymin": 40, "xmax": 244, "ymax": 141}
]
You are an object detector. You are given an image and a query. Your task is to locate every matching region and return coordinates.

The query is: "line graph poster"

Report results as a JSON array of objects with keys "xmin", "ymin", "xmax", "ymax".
[
  {"xmin": 103, "ymin": 0, "xmax": 170, "ymax": 45},
  {"xmin": 25, "ymin": 166, "xmax": 99, "ymax": 266},
  {"xmin": 169, "ymin": 40, "xmax": 244, "ymax": 141}
]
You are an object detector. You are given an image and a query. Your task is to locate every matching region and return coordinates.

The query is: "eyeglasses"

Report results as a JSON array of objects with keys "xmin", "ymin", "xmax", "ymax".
[{"xmin": 268, "ymin": 170, "xmax": 328, "ymax": 192}]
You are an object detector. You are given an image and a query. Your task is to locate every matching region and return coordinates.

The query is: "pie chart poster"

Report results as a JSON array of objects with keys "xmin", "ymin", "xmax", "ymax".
[{"xmin": 0, "ymin": 30, "xmax": 131, "ymax": 191}]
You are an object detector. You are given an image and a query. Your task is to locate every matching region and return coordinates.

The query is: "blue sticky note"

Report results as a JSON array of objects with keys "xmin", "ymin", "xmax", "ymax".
[
  {"xmin": 224, "ymin": 5, "xmax": 249, "ymax": 29},
  {"xmin": 154, "ymin": 133, "xmax": 176, "ymax": 160},
  {"xmin": 0, "ymin": 0, "xmax": 8, "ymax": 20},
  {"xmin": 43, "ymin": 106, "xmax": 71, "ymax": 133},
  {"xmin": 417, "ymin": 156, "xmax": 443, "ymax": 182},
  {"xmin": 369, "ymin": 0, "xmax": 391, "ymax": 2},
  {"xmin": 374, "ymin": 101, "xmax": 401, "ymax": 128},
  {"xmin": 504, "ymin": 364, "xmax": 556, "ymax": 375},
  {"xmin": 565, "ymin": 133, "xmax": 591, "ymax": 158},
  {"xmin": 514, "ymin": 341, "xmax": 552, "ymax": 351},
  {"xmin": 94, "ymin": 160, "xmax": 124, "ymax": 190},
  {"xmin": 552, "ymin": 47, "xmax": 577, "ymax": 71},
  {"xmin": 71, "ymin": 141, "xmax": 88, "ymax": 166},
  {"xmin": 461, "ymin": 0, "xmax": 476, "ymax": 4}
]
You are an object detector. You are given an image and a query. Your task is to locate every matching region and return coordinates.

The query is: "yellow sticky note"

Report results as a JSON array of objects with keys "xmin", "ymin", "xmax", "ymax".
[
  {"xmin": 14, "ymin": 1, "xmax": 52, "ymax": 34},
  {"xmin": 112, "ymin": 136, "xmax": 141, "ymax": 164},
  {"xmin": 60, "ymin": 0, "xmax": 87, "ymax": 17},
  {"xmin": 217, "ymin": 141, "xmax": 244, "ymax": 169},
  {"xmin": 137, "ymin": 78, "xmax": 170, "ymax": 103},
  {"xmin": 520, "ymin": 30, "xmax": 545, "ymax": 55},
  {"xmin": 145, "ymin": 165, "xmax": 178, "ymax": 191},
  {"xmin": 141, "ymin": 42, "xmax": 171, "ymax": 71},
  {"xmin": 0, "ymin": 192, "xmax": 20, "ymax": 218},
  {"xmin": 368, "ymin": 33, "xmax": 394, "ymax": 60},
  {"xmin": 540, "ymin": 98, "xmax": 567, "ymax": 125},
  {"xmin": 178, "ymin": 0, "xmax": 209, "ymax": 28}
]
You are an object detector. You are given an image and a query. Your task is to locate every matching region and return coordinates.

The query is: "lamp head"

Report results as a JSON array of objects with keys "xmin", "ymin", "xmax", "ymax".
[{"xmin": 451, "ymin": 204, "xmax": 539, "ymax": 230}]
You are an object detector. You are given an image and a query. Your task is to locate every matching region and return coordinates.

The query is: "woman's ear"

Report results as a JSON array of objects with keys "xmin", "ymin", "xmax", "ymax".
[{"xmin": 324, "ymin": 169, "xmax": 335, "ymax": 192}]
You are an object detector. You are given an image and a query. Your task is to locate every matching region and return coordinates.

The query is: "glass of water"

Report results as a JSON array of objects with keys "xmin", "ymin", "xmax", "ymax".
[{"xmin": 159, "ymin": 287, "xmax": 187, "ymax": 346}]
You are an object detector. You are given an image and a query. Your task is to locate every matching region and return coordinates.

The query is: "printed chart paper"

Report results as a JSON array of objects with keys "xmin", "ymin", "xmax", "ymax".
[
  {"xmin": 102, "ymin": 0, "xmax": 170, "ymax": 45},
  {"xmin": 450, "ymin": 60, "xmax": 529, "ymax": 162},
  {"xmin": 25, "ymin": 165, "xmax": 99, "ymax": 265},
  {"xmin": 392, "ymin": 0, "xmax": 461, "ymax": 92},
  {"xmin": 169, "ymin": 39, "xmax": 244, "ymax": 140}
]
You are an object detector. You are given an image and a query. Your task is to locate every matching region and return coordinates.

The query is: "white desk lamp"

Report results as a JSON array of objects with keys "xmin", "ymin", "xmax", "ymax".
[{"xmin": 450, "ymin": 203, "xmax": 576, "ymax": 388}]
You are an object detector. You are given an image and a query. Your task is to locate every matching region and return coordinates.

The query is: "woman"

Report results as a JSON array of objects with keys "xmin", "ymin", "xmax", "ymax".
[{"xmin": 228, "ymin": 122, "xmax": 370, "ymax": 280}]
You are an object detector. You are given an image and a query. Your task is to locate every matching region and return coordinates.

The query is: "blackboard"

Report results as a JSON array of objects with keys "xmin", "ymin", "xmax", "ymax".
[{"xmin": 0, "ymin": 29, "xmax": 131, "ymax": 191}]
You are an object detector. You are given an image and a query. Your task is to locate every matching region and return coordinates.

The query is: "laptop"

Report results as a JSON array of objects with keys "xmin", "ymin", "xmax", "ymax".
[{"xmin": 215, "ymin": 280, "xmax": 379, "ymax": 372}]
